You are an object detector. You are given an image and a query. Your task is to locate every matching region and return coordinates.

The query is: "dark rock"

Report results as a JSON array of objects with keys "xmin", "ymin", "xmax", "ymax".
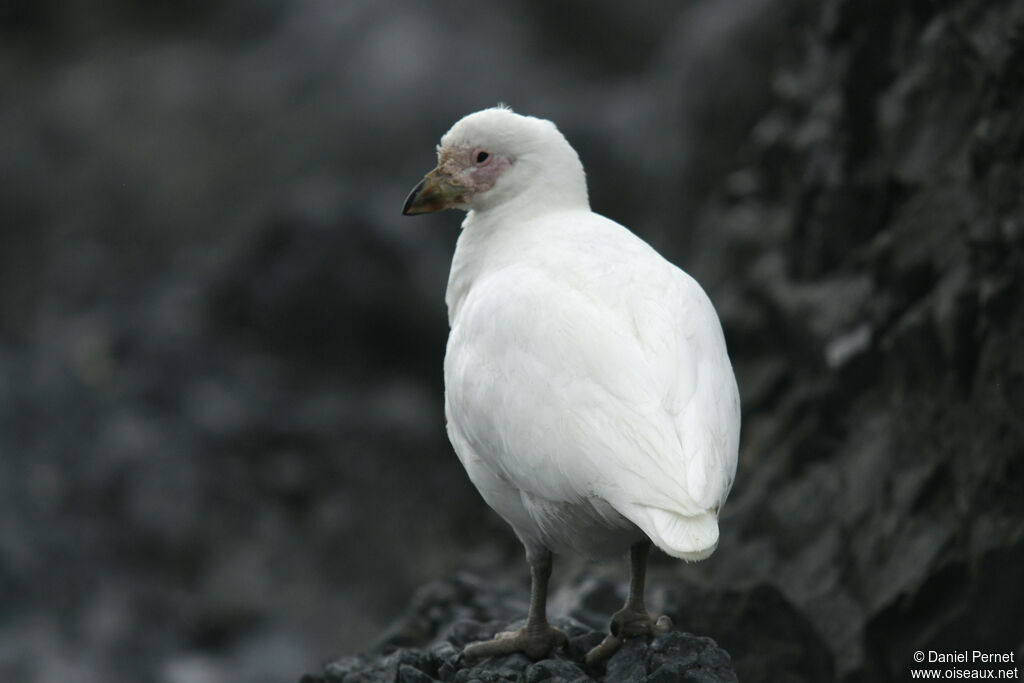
[
  {"xmin": 398, "ymin": 663, "xmax": 437, "ymax": 683},
  {"xmin": 661, "ymin": 581, "xmax": 833, "ymax": 683},
  {"xmin": 306, "ymin": 573, "xmax": 737, "ymax": 683},
  {"xmin": 685, "ymin": 0, "xmax": 1024, "ymax": 680},
  {"xmin": 524, "ymin": 657, "xmax": 590, "ymax": 682}
]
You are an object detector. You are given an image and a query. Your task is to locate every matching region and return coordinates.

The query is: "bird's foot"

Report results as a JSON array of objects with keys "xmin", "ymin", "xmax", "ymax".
[
  {"xmin": 584, "ymin": 606, "xmax": 672, "ymax": 665},
  {"xmin": 463, "ymin": 623, "xmax": 568, "ymax": 663}
]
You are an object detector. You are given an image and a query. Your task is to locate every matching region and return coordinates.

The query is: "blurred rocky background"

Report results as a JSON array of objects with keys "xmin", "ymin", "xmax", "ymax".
[{"xmin": 1, "ymin": 1, "xmax": 1022, "ymax": 682}]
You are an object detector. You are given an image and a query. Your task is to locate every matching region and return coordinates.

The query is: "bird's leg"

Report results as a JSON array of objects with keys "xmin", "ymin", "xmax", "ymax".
[
  {"xmin": 585, "ymin": 540, "xmax": 673, "ymax": 665},
  {"xmin": 463, "ymin": 547, "xmax": 567, "ymax": 663}
]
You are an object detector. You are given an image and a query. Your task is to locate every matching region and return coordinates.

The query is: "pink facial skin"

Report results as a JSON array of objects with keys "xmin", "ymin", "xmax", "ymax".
[{"xmin": 438, "ymin": 145, "xmax": 513, "ymax": 197}]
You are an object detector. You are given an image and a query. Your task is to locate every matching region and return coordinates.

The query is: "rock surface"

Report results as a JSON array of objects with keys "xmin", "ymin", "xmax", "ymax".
[
  {"xmin": 303, "ymin": 573, "xmax": 742, "ymax": 683},
  {"xmin": 685, "ymin": 0, "xmax": 1024, "ymax": 679}
]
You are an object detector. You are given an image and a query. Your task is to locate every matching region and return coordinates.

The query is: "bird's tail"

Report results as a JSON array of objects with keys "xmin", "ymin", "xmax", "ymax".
[{"xmin": 620, "ymin": 504, "xmax": 720, "ymax": 561}]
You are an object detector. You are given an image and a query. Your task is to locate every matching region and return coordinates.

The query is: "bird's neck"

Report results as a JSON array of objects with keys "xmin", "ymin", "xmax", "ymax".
[
  {"xmin": 444, "ymin": 202, "xmax": 586, "ymax": 326},
  {"xmin": 443, "ymin": 211, "xmax": 504, "ymax": 326}
]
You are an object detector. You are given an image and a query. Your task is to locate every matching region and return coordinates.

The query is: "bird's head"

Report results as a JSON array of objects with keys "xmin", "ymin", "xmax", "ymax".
[{"xmin": 403, "ymin": 106, "xmax": 589, "ymax": 217}]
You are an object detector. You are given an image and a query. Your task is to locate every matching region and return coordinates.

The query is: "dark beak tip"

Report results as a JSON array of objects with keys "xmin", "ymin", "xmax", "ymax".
[{"xmin": 402, "ymin": 179, "xmax": 427, "ymax": 216}]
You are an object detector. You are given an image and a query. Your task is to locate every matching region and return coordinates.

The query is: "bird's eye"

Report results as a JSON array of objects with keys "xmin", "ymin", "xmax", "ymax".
[{"xmin": 475, "ymin": 151, "xmax": 489, "ymax": 164}]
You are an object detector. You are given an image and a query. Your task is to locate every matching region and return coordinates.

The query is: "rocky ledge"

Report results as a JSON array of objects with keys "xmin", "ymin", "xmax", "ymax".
[{"xmin": 301, "ymin": 573, "xmax": 739, "ymax": 683}]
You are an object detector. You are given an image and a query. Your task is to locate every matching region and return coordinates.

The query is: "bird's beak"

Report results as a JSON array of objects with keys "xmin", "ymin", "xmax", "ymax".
[{"xmin": 402, "ymin": 167, "xmax": 468, "ymax": 215}]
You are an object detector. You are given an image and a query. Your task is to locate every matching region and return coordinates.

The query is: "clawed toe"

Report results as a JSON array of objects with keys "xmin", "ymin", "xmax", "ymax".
[
  {"xmin": 584, "ymin": 608, "xmax": 673, "ymax": 665},
  {"xmin": 463, "ymin": 624, "xmax": 567, "ymax": 663},
  {"xmin": 585, "ymin": 632, "xmax": 623, "ymax": 666}
]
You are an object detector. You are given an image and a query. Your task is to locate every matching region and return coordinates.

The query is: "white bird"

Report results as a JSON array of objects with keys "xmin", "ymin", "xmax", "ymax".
[{"xmin": 403, "ymin": 106, "xmax": 740, "ymax": 665}]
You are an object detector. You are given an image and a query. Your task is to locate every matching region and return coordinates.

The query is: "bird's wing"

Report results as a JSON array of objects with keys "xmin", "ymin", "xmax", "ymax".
[
  {"xmin": 611, "ymin": 264, "xmax": 741, "ymax": 557},
  {"xmin": 444, "ymin": 217, "xmax": 739, "ymax": 556}
]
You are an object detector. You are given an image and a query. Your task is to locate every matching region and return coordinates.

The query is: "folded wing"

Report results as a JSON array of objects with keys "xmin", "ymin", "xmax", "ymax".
[{"xmin": 445, "ymin": 222, "xmax": 740, "ymax": 560}]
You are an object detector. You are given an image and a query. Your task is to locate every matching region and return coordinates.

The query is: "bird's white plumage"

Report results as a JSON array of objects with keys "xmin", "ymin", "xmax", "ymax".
[{"xmin": 440, "ymin": 108, "xmax": 740, "ymax": 562}]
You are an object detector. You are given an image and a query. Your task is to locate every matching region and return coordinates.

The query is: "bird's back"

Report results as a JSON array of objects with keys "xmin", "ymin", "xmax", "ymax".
[{"xmin": 444, "ymin": 209, "xmax": 740, "ymax": 560}]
